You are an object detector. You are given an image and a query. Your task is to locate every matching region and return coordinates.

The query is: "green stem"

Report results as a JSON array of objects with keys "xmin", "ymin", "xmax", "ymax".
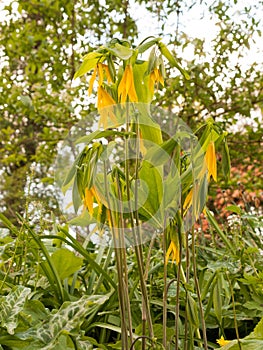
[
  {"xmin": 191, "ymin": 226, "xmax": 208, "ymax": 350},
  {"xmin": 163, "ymin": 227, "xmax": 167, "ymax": 348},
  {"xmin": 103, "ymin": 161, "xmax": 129, "ymax": 350},
  {"xmin": 175, "ymin": 212, "xmax": 184, "ymax": 350},
  {"xmin": 124, "ymin": 104, "xmax": 154, "ymax": 341},
  {"xmin": 116, "ymin": 172, "xmax": 134, "ymax": 347},
  {"xmin": 175, "ymin": 261, "xmax": 181, "ymax": 350},
  {"xmin": 226, "ymin": 271, "xmax": 241, "ymax": 350},
  {"xmin": 184, "ymin": 230, "xmax": 190, "ymax": 350}
]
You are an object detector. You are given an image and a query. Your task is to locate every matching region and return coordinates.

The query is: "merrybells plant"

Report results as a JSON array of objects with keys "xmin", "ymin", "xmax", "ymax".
[{"xmin": 59, "ymin": 36, "xmax": 230, "ymax": 349}]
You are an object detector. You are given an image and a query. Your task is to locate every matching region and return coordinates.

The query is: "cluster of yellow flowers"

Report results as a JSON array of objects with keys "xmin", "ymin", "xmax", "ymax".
[
  {"xmin": 82, "ymin": 48, "xmax": 218, "ymax": 267},
  {"xmin": 87, "ymin": 59, "xmax": 165, "ymax": 130}
]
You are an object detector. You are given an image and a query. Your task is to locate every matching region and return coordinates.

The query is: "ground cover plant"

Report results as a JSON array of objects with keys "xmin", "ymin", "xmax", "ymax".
[{"xmin": 0, "ymin": 33, "xmax": 263, "ymax": 350}]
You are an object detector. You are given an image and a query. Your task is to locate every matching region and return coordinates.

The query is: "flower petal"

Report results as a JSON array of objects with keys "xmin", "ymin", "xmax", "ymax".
[
  {"xmin": 166, "ymin": 240, "xmax": 180, "ymax": 265},
  {"xmin": 88, "ymin": 66, "xmax": 97, "ymax": 96},
  {"xmin": 205, "ymin": 141, "xmax": 217, "ymax": 182},
  {"xmin": 84, "ymin": 188, "xmax": 94, "ymax": 216}
]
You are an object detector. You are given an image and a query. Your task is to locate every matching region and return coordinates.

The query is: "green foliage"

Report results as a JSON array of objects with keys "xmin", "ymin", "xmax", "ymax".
[{"xmin": 0, "ymin": 285, "xmax": 109, "ymax": 350}]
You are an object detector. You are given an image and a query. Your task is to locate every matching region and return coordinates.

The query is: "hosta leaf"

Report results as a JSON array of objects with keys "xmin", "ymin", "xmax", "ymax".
[{"xmin": 0, "ymin": 286, "xmax": 31, "ymax": 334}]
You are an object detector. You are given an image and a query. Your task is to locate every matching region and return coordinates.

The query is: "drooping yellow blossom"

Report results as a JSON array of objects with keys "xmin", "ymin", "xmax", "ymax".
[
  {"xmin": 149, "ymin": 68, "xmax": 164, "ymax": 93},
  {"xmin": 118, "ymin": 64, "xmax": 138, "ymax": 103},
  {"xmin": 183, "ymin": 185, "xmax": 204, "ymax": 220},
  {"xmin": 183, "ymin": 188, "xmax": 193, "ymax": 214},
  {"xmin": 88, "ymin": 63, "xmax": 112, "ymax": 95},
  {"xmin": 165, "ymin": 240, "xmax": 180, "ymax": 265},
  {"xmin": 205, "ymin": 141, "xmax": 217, "ymax": 182},
  {"xmin": 84, "ymin": 186, "xmax": 102, "ymax": 217},
  {"xmin": 97, "ymin": 86, "xmax": 117, "ymax": 129},
  {"xmin": 216, "ymin": 336, "xmax": 231, "ymax": 347}
]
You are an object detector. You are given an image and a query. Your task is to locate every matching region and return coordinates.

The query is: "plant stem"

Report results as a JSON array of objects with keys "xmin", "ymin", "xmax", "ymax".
[
  {"xmin": 226, "ymin": 271, "xmax": 242, "ymax": 350},
  {"xmin": 175, "ymin": 261, "xmax": 181, "ymax": 350},
  {"xmin": 116, "ymin": 172, "xmax": 134, "ymax": 346},
  {"xmin": 103, "ymin": 161, "xmax": 129, "ymax": 350},
  {"xmin": 163, "ymin": 224, "xmax": 167, "ymax": 348},
  {"xmin": 191, "ymin": 226, "xmax": 208, "ymax": 350},
  {"xmin": 184, "ymin": 230, "xmax": 190, "ymax": 350},
  {"xmin": 124, "ymin": 104, "xmax": 154, "ymax": 342}
]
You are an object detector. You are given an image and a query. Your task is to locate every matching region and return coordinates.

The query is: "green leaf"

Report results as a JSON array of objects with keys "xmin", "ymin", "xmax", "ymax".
[
  {"xmin": 213, "ymin": 274, "xmax": 222, "ymax": 323},
  {"xmin": 18, "ymin": 295, "xmax": 109, "ymax": 346},
  {"xmin": 61, "ymin": 151, "xmax": 83, "ymax": 193},
  {"xmin": 105, "ymin": 42, "xmax": 133, "ymax": 60},
  {"xmin": 23, "ymin": 300, "xmax": 49, "ymax": 324},
  {"xmin": 158, "ymin": 42, "xmax": 190, "ymax": 79},
  {"xmin": 218, "ymin": 318, "xmax": 263, "ymax": 349},
  {"xmin": 152, "ymin": 323, "xmax": 174, "ymax": 342},
  {"xmin": 219, "ymin": 339, "xmax": 263, "ymax": 350},
  {"xmin": 226, "ymin": 205, "xmax": 242, "ymax": 215},
  {"xmin": 68, "ymin": 210, "xmax": 94, "ymax": 226},
  {"xmin": 187, "ymin": 294, "xmax": 199, "ymax": 327},
  {"xmin": 0, "ymin": 334, "xmax": 30, "ymax": 348},
  {"xmin": 75, "ymin": 129, "xmax": 130, "ymax": 145},
  {"xmin": 222, "ymin": 139, "xmax": 231, "ymax": 182},
  {"xmin": 74, "ymin": 52, "xmax": 104, "ymax": 79},
  {"xmin": 137, "ymin": 105, "xmax": 163, "ymax": 145},
  {"xmin": 50, "ymin": 248, "xmax": 83, "ymax": 280},
  {"xmin": 163, "ymin": 172, "xmax": 181, "ymax": 210},
  {"xmin": 0, "ymin": 286, "xmax": 31, "ymax": 334},
  {"xmin": 138, "ymin": 161, "xmax": 163, "ymax": 226},
  {"xmin": 144, "ymin": 138, "xmax": 177, "ymax": 166},
  {"xmin": 247, "ymin": 316, "xmax": 263, "ymax": 339},
  {"xmin": 72, "ymin": 174, "xmax": 82, "ymax": 213},
  {"xmin": 82, "ymin": 336, "xmax": 108, "ymax": 349},
  {"xmin": 133, "ymin": 61, "xmax": 153, "ymax": 103},
  {"xmin": 137, "ymin": 37, "xmax": 160, "ymax": 53},
  {"xmin": 205, "ymin": 209, "xmax": 235, "ymax": 253}
]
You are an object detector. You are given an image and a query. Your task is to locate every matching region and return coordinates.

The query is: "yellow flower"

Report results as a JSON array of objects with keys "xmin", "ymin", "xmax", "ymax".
[
  {"xmin": 88, "ymin": 63, "xmax": 112, "ymax": 95},
  {"xmin": 216, "ymin": 336, "xmax": 231, "ymax": 347},
  {"xmin": 118, "ymin": 64, "xmax": 138, "ymax": 103},
  {"xmin": 166, "ymin": 240, "xmax": 180, "ymax": 265},
  {"xmin": 97, "ymin": 86, "xmax": 117, "ymax": 129},
  {"xmin": 149, "ymin": 67, "xmax": 164, "ymax": 93},
  {"xmin": 183, "ymin": 188, "xmax": 193, "ymax": 214},
  {"xmin": 205, "ymin": 141, "xmax": 217, "ymax": 182},
  {"xmin": 83, "ymin": 186, "xmax": 102, "ymax": 216}
]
